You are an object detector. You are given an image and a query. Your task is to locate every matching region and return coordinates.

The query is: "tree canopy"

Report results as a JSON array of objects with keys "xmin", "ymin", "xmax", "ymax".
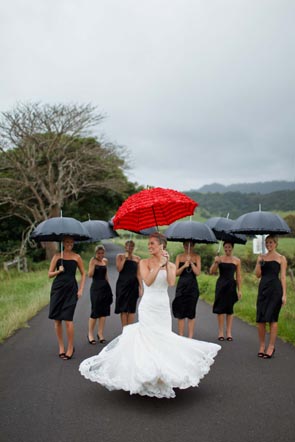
[{"xmin": 0, "ymin": 102, "xmax": 135, "ymax": 257}]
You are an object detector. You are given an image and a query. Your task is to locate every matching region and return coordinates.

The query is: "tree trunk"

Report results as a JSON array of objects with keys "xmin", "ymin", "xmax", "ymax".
[{"xmin": 43, "ymin": 241, "xmax": 58, "ymax": 261}]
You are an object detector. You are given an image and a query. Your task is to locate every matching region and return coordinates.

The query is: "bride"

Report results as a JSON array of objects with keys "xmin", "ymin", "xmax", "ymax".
[{"xmin": 79, "ymin": 232, "xmax": 221, "ymax": 398}]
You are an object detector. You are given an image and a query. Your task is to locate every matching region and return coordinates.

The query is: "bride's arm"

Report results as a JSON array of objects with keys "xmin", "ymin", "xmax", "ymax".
[
  {"xmin": 165, "ymin": 262, "xmax": 176, "ymax": 286},
  {"xmin": 139, "ymin": 259, "xmax": 163, "ymax": 287}
]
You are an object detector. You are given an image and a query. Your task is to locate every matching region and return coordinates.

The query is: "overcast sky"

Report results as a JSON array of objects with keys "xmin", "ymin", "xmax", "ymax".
[{"xmin": 1, "ymin": 0, "xmax": 294, "ymax": 191}]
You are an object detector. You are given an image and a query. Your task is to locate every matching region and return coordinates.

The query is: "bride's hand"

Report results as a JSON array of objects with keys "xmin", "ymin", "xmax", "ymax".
[{"xmin": 161, "ymin": 251, "xmax": 169, "ymax": 266}]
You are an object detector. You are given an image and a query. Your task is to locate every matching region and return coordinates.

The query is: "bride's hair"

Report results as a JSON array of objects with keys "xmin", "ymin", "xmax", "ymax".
[{"xmin": 149, "ymin": 232, "xmax": 167, "ymax": 248}]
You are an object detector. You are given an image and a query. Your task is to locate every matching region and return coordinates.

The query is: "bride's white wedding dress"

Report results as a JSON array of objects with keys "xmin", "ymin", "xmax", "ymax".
[{"xmin": 79, "ymin": 269, "xmax": 221, "ymax": 398}]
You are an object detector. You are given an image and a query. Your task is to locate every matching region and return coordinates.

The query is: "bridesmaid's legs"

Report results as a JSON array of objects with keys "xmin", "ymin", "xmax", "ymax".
[
  {"xmin": 54, "ymin": 320, "xmax": 65, "ymax": 354},
  {"xmin": 88, "ymin": 318, "xmax": 97, "ymax": 341},
  {"xmin": 98, "ymin": 316, "xmax": 106, "ymax": 340},
  {"xmin": 120, "ymin": 313, "xmax": 128, "ymax": 327},
  {"xmin": 265, "ymin": 322, "xmax": 277, "ymax": 355},
  {"xmin": 121, "ymin": 312, "xmax": 136, "ymax": 327},
  {"xmin": 64, "ymin": 320, "xmax": 74, "ymax": 356},
  {"xmin": 217, "ymin": 314, "xmax": 224, "ymax": 339},
  {"xmin": 257, "ymin": 322, "xmax": 266, "ymax": 353},
  {"xmin": 226, "ymin": 314, "xmax": 234, "ymax": 339},
  {"xmin": 127, "ymin": 313, "xmax": 135, "ymax": 325},
  {"xmin": 188, "ymin": 319, "xmax": 195, "ymax": 338},
  {"xmin": 178, "ymin": 319, "xmax": 185, "ymax": 336}
]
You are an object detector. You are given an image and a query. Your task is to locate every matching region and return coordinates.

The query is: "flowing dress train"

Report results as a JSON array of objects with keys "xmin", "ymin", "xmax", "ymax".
[{"xmin": 79, "ymin": 269, "xmax": 221, "ymax": 398}]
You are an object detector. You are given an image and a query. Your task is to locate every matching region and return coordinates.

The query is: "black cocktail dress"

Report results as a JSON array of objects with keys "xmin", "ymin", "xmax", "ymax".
[
  {"xmin": 256, "ymin": 260, "xmax": 283, "ymax": 323},
  {"xmin": 49, "ymin": 259, "xmax": 78, "ymax": 321},
  {"xmin": 90, "ymin": 265, "xmax": 113, "ymax": 318},
  {"xmin": 213, "ymin": 263, "xmax": 238, "ymax": 315},
  {"xmin": 172, "ymin": 262, "xmax": 199, "ymax": 320},
  {"xmin": 115, "ymin": 259, "xmax": 139, "ymax": 314}
]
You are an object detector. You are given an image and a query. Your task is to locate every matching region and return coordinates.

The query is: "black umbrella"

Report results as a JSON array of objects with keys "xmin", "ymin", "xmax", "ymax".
[
  {"xmin": 230, "ymin": 210, "xmax": 291, "ymax": 235},
  {"xmin": 164, "ymin": 220, "xmax": 217, "ymax": 244},
  {"xmin": 30, "ymin": 217, "xmax": 91, "ymax": 242},
  {"xmin": 82, "ymin": 220, "xmax": 118, "ymax": 242},
  {"xmin": 205, "ymin": 217, "xmax": 247, "ymax": 245}
]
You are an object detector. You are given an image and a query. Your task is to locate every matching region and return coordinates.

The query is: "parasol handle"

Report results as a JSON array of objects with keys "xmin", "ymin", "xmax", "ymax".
[
  {"xmin": 60, "ymin": 241, "xmax": 64, "ymax": 264},
  {"xmin": 60, "ymin": 210, "xmax": 64, "ymax": 265},
  {"xmin": 261, "ymin": 234, "xmax": 266, "ymax": 254},
  {"xmin": 217, "ymin": 240, "xmax": 222, "ymax": 255}
]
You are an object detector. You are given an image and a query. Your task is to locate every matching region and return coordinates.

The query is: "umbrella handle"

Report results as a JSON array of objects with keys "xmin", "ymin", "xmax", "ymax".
[
  {"xmin": 261, "ymin": 234, "xmax": 266, "ymax": 254},
  {"xmin": 60, "ymin": 211, "xmax": 63, "ymax": 264},
  {"xmin": 217, "ymin": 241, "xmax": 222, "ymax": 254}
]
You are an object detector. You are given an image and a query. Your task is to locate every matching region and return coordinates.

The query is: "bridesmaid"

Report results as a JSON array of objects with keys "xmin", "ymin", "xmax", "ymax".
[
  {"xmin": 254, "ymin": 235, "xmax": 287, "ymax": 358},
  {"xmin": 48, "ymin": 236, "xmax": 86, "ymax": 360},
  {"xmin": 172, "ymin": 241, "xmax": 201, "ymax": 338},
  {"xmin": 115, "ymin": 240, "xmax": 142, "ymax": 327},
  {"xmin": 87, "ymin": 245, "xmax": 113, "ymax": 344},
  {"xmin": 210, "ymin": 242, "xmax": 242, "ymax": 341}
]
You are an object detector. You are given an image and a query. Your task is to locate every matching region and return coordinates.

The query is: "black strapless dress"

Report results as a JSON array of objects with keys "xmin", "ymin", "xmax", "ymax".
[
  {"xmin": 213, "ymin": 263, "xmax": 238, "ymax": 315},
  {"xmin": 172, "ymin": 262, "xmax": 199, "ymax": 320},
  {"xmin": 90, "ymin": 265, "xmax": 113, "ymax": 318},
  {"xmin": 49, "ymin": 259, "xmax": 78, "ymax": 321},
  {"xmin": 115, "ymin": 260, "xmax": 139, "ymax": 314},
  {"xmin": 256, "ymin": 260, "xmax": 283, "ymax": 323}
]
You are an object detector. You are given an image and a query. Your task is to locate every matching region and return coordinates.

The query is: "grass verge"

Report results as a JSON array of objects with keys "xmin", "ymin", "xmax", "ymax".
[
  {"xmin": 1, "ymin": 237, "xmax": 294, "ymax": 345},
  {"xmin": 199, "ymin": 273, "xmax": 295, "ymax": 346},
  {"xmin": 0, "ymin": 269, "xmax": 51, "ymax": 343}
]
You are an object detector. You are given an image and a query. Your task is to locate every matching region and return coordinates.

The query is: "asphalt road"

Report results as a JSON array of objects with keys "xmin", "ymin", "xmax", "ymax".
[{"xmin": 1, "ymin": 242, "xmax": 295, "ymax": 442}]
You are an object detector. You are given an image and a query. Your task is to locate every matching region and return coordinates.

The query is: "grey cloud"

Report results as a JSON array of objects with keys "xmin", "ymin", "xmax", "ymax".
[{"xmin": 0, "ymin": 0, "xmax": 294, "ymax": 190}]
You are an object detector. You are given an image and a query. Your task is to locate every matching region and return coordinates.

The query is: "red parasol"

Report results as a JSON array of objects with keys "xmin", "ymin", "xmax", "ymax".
[{"xmin": 113, "ymin": 187, "xmax": 198, "ymax": 231}]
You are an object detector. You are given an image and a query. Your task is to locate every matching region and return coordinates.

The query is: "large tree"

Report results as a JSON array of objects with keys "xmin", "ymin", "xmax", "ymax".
[{"xmin": 0, "ymin": 102, "xmax": 131, "ymax": 257}]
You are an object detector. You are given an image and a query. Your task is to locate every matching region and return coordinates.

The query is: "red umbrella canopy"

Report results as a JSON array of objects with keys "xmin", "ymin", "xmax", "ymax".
[{"xmin": 113, "ymin": 187, "xmax": 198, "ymax": 231}]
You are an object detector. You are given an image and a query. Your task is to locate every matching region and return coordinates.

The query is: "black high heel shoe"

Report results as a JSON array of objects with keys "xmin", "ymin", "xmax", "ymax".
[
  {"xmin": 87, "ymin": 335, "xmax": 96, "ymax": 345},
  {"xmin": 97, "ymin": 334, "xmax": 106, "ymax": 344},
  {"xmin": 263, "ymin": 348, "xmax": 275, "ymax": 359},
  {"xmin": 64, "ymin": 347, "xmax": 75, "ymax": 360}
]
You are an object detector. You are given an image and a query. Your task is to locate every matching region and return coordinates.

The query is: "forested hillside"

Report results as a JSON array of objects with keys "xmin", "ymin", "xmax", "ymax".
[
  {"xmin": 185, "ymin": 190, "xmax": 295, "ymax": 218},
  {"xmin": 196, "ymin": 180, "xmax": 295, "ymax": 194}
]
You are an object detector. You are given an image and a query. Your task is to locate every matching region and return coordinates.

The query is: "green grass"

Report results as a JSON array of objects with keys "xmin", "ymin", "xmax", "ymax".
[
  {"xmin": 198, "ymin": 272, "xmax": 295, "ymax": 345},
  {"xmin": 0, "ymin": 269, "xmax": 52, "ymax": 342},
  {"xmin": 116, "ymin": 235, "xmax": 295, "ymax": 345}
]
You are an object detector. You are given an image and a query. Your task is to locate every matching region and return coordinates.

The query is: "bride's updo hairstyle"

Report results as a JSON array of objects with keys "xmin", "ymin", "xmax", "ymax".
[{"xmin": 149, "ymin": 232, "xmax": 167, "ymax": 249}]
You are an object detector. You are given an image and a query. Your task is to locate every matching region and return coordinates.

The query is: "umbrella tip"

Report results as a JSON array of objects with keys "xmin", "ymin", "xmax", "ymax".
[{"xmin": 259, "ymin": 204, "xmax": 261, "ymax": 211}]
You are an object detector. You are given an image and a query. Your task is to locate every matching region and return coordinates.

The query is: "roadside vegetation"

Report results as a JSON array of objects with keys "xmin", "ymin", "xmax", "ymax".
[
  {"xmin": 1, "ymin": 102, "xmax": 294, "ymax": 345},
  {"xmin": 1, "ymin": 235, "xmax": 294, "ymax": 345},
  {"xmin": 113, "ymin": 234, "xmax": 295, "ymax": 346}
]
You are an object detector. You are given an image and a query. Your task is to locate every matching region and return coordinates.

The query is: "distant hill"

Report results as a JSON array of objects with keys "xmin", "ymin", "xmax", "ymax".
[
  {"xmin": 196, "ymin": 181, "xmax": 295, "ymax": 194},
  {"xmin": 184, "ymin": 189, "xmax": 295, "ymax": 218}
]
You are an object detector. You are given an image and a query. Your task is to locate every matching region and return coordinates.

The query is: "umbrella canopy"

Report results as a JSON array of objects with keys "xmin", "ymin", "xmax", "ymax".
[
  {"xmin": 113, "ymin": 187, "xmax": 198, "ymax": 231},
  {"xmin": 30, "ymin": 217, "xmax": 91, "ymax": 242},
  {"xmin": 164, "ymin": 220, "xmax": 217, "ymax": 244},
  {"xmin": 230, "ymin": 211, "xmax": 291, "ymax": 235},
  {"xmin": 137, "ymin": 226, "xmax": 158, "ymax": 236},
  {"xmin": 109, "ymin": 215, "xmax": 157, "ymax": 236},
  {"xmin": 82, "ymin": 220, "xmax": 118, "ymax": 242},
  {"xmin": 205, "ymin": 217, "xmax": 247, "ymax": 245}
]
